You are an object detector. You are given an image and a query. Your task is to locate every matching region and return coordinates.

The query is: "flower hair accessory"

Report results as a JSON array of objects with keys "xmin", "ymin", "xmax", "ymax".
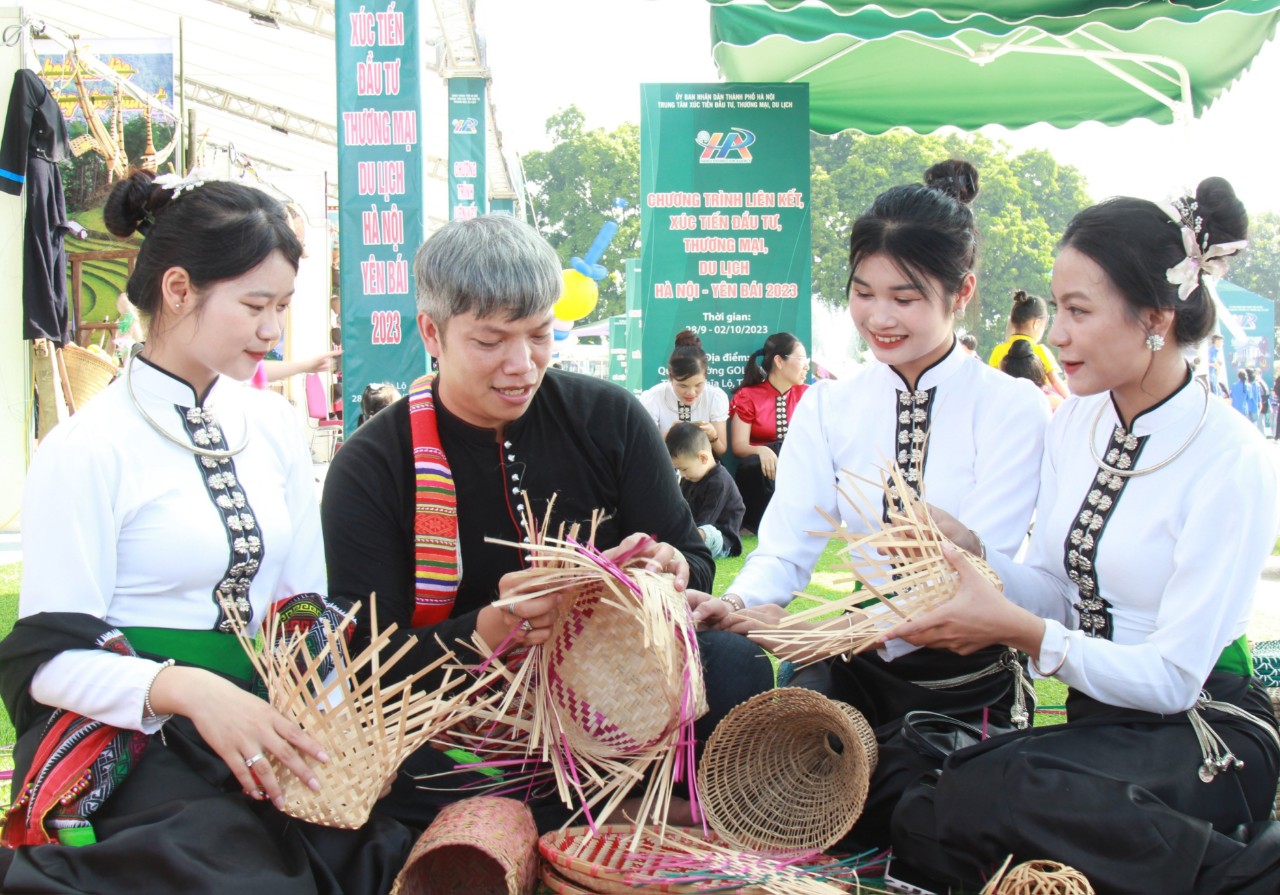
[
  {"xmin": 1164, "ymin": 197, "xmax": 1248, "ymax": 338},
  {"xmin": 153, "ymin": 167, "xmax": 214, "ymax": 199}
]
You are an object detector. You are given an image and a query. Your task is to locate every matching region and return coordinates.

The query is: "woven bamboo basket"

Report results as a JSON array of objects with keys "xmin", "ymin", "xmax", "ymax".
[
  {"xmin": 390, "ymin": 796, "xmax": 539, "ymax": 895},
  {"xmin": 538, "ymin": 824, "xmax": 857, "ymax": 895},
  {"xmin": 747, "ymin": 462, "xmax": 1002, "ymax": 665},
  {"xmin": 224, "ymin": 598, "xmax": 500, "ymax": 828},
  {"xmin": 980, "ymin": 856, "xmax": 1095, "ymax": 895},
  {"xmin": 61, "ymin": 343, "xmax": 117, "ymax": 408},
  {"xmin": 458, "ymin": 517, "xmax": 708, "ymax": 842},
  {"xmin": 696, "ymin": 688, "xmax": 873, "ymax": 853}
]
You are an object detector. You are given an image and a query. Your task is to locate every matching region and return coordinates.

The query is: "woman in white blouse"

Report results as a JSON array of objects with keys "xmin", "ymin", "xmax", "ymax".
[
  {"xmin": 0, "ymin": 172, "xmax": 410, "ymax": 892},
  {"xmin": 639, "ymin": 329, "xmax": 730, "ymax": 456},
  {"xmin": 890, "ymin": 178, "xmax": 1280, "ymax": 893}
]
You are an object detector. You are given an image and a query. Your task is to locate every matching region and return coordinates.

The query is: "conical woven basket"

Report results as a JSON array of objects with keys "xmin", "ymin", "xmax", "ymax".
[
  {"xmin": 749, "ymin": 462, "xmax": 1002, "ymax": 665},
  {"xmin": 61, "ymin": 343, "xmax": 117, "ymax": 409},
  {"xmin": 980, "ymin": 856, "xmax": 1095, "ymax": 895},
  {"xmin": 696, "ymin": 688, "xmax": 874, "ymax": 853},
  {"xmin": 225, "ymin": 597, "xmax": 499, "ymax": 828},
  {"xmin": 390, "ymin": 796, "xmax": 539, "ymax": 895}
]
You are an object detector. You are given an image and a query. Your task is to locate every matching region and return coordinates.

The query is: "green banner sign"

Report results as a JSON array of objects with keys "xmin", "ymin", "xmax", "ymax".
[
  {"xmin": 335, "ymin": 0, "xmax": 427, "ymax": 437},
  {"xmin": 448, "ymin": 76, "xmax": 487, "ymax": 220},
  {"xmin": 489, "ymin": 197, "xmax": 516, "ymax": 217},
  {"xmin": 639, "ymin": 83, "xmax": 810, "ymax": 393},
  {"xmin": 625, "ymin": 258, "xmax": 644, "ymax": 395}
]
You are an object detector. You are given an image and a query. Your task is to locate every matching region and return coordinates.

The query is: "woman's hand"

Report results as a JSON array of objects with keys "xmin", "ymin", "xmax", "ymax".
[
  {"xmin": 909, "ymin": 502, "xmax": 982, "ymax": 557},
  {"xmin": 756, "ymin": 445, "xmax": 779, "ymax": 480},
  {"xmin": 478, "ymin": 567, "xmax": 564, "ymax": 650},
  {"xmin": 609, "ymin": 532, "xmax": 689, "ymax": 591},
  {"xmin": 721, "ymin": 602, "xmax": 789, "ymax": 636},
  {"xmin": 887, "ymin": 546, "xmax": 1044, "ymax": 656},
  {"xmin": 147, "ymin": 665, "xmax": 327, "ymax": 809}
]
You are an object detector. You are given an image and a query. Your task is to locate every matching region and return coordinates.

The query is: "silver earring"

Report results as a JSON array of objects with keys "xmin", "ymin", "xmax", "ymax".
[{"xmin": 1146, "ymin": 333, "xmax": 1165, "ymax": 352}]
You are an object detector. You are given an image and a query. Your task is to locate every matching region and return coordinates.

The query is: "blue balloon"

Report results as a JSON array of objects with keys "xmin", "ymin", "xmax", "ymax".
[
  {"xmin": 570, "ymin": 221, "xmax": 619, "ymax": 281},
  {"xmin": 553, "ymin": 327, "xmax": 570, "ymax": 341}
]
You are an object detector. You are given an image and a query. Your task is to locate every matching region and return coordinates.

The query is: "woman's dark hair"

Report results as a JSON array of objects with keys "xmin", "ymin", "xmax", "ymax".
[
  {"xmin": 1246, "ymin": 368, "xmax": 1257, "ymax": 383},
  {"xmin": 846, "ymin": 159, "xmax": 980, "ymax": 303},
  {"xmin": 739, "ymin": 332, "xmax": 800, "ymax": 389},
  {"xmin": 668, "ymin": 329, "xmax": 709, "ymax": 381},
  {"xmin": 1009, "ymin": 289, "xmax": 1049, "ymax": 327},
  {"xmin": 1058, "ymin": 177, "xmax": 1247, "ymax": 347},
  {"xmin": 359, "ymin": 382, "xmax": 401, "ymax": 425},
  {"xmin": 104, "ymin": 169, "xmax": 303, "ymax": 321},
  {"xmin": 1000, "ymin": 338, "xmax": 1048, "ymax": 388},
  {"xmin": 958, "ymin": 332, "xmax": 978, "ymax": 352}
]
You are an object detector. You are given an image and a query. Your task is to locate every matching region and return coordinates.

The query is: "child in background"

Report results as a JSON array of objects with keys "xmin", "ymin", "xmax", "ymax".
[{"xmin": 666, "ymin": 422, "xmax": 745, "ymax": 558}]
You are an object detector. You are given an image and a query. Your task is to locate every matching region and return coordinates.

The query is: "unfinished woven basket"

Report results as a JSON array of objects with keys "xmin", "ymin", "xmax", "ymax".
[
  {"xmin": 748, "ymin": 462, "xmax": 1002, "ymax": 665},
  {"xmin": 459, "ymin": 523, "xmax": 707, "ymax": 841},
  {"xmin": 61, "ymin": 343, "xmax": 117, "ymax": 409},
  {"xmin": 225, "ymin": 598, "xmax": 498, "ymax": 828},
  {"xmin": 696, "ymin": 688, "xmax": 873, "ymax": 852},
  {"xmin": 390, "ymin": 796, "xmax": 539, "ymax": 895}
]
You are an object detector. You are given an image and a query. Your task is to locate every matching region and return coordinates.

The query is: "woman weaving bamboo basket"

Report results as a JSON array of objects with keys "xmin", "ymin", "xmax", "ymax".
[
  {"xmin": 693, "ymin": 160, "xmax": 1051, "ymax": 849},
  {"xmin": 889, "ymin": 178, "xmax": 1280, "ymax": 893}
]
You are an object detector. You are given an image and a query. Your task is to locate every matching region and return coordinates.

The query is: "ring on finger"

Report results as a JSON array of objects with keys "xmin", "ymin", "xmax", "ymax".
[
  {"xmin": 245, "ymin": 751, "xmax": 266, "ymax": 769},
  {"xmin": 520, "ymin": 619, "xmax": 533, "ymax": 633}
]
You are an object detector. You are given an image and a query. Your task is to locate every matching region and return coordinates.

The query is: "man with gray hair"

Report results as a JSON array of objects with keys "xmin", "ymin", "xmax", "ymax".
[{"xmin": 322, "ymin": 215, "xmax": 772, "ymax": 830}]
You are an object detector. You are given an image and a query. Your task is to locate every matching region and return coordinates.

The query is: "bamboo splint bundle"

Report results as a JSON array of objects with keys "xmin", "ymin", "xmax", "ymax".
[
  {"xmin": 223, "ymin": 596, "xmax": 502, "ymax": 828},
  {"xmin": 539, "ymin": 824, "xmax": 884, "ymax": 895},
  {"xmin": 748, "ymin": 462, "xmax": 1002, "ymax": 666},
  {"xmin": 446, "ymin": 504, "xmax": 707, "ymax": 848},
  {"xmin": 696, "ymin": 688, "xmax": 877, "ymax": 853}
]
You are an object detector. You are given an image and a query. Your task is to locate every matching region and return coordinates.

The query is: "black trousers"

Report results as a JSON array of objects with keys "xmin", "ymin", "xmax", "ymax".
[
  {"xmin": 892, "ymin": 673, "xmax": 1280, "ymax": 895},
  {"xmin": 735, "ymin": 439, "xmax": 784, "ymax": 532}
]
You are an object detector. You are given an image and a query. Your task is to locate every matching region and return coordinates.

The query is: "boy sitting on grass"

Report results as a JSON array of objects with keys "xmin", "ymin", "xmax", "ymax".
[{"xmin": 665, "ymin": 422, "xmax": 745, "ymax": 559}]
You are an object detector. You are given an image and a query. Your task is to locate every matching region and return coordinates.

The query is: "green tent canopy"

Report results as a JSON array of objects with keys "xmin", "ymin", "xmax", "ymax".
[{"xmin": 708, "ymin": 0, "xmax": 1280, "ymax": 134}]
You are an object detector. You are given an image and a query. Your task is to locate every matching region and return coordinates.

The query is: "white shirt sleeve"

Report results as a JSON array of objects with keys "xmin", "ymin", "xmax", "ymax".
[
  {"xmin": 21, "ymin": 424, "xmax": 169, "ymax": 732},
  {"xmin": 708, "ymin": 386, "xmax": 730, "ymax": 423},
  {"xmin": 960, "ymin": 379, "xmax": 1049, "ymax": 558},
  {"xmin": 637, "ymin": 384, "xmax": 664, "ymax": 427},
  {"xmin": 728, "ymin": 382, "xmax": 839, "ymax": 606}
]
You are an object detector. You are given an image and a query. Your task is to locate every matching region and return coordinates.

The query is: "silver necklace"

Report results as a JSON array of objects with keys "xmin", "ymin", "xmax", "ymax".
[
  {"xmin": 1088, "ymin": 377, "xmax": 1209, "ymax": 478},
  {"xmin": 125, "ymin": 346, "xmax": 248, "ymax": 459}
]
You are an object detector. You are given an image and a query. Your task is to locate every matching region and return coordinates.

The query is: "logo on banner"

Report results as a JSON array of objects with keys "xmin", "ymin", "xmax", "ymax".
[
  {"xmin": 696, "ymin": 128, "xmax": 755, "ymax": 163},
  {"xmin": 452, "ymin": 117, "xmax": 479, "ymax": 134}
]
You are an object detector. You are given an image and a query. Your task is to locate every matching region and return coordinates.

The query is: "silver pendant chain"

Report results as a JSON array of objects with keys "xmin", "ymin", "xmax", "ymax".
[
  {"xmin": 1088, "ymin": 378, "xmax": 1209, "ymax": 479},
  {"xmin": 125, "ymin": 346, "xmax": 249, "ymax": 459}
]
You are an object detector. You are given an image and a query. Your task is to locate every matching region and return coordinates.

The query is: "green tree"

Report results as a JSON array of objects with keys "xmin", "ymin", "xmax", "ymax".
[
  {"xmin": 521, "ymin": 107, "xmax": 641, "ymax": 323},
  {"xmin": 1231, "ymin": 211, "xmax": 1280, "ymax": 302}
]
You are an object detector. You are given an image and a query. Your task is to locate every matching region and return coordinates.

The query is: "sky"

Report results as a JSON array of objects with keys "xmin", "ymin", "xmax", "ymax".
[{"xmin": 477, "ymin": 0, "xmax": 1280, "ymax": 214}]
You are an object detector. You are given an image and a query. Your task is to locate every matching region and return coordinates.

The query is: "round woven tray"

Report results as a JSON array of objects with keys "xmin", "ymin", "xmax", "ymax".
[
  {"xmin": 538, "ymin": 825, "xmax": 753, "ymax": 895},
  {"xmin": 391, "ymin": 796, "xmax": 538, "ymax": 895},
  {"xmin": 696, "ymin": 688, "xmax": 873, "ymax": 852},
  {"xmin": 61, "ymin": 343, "xmax": 117, "ymax": 408}
]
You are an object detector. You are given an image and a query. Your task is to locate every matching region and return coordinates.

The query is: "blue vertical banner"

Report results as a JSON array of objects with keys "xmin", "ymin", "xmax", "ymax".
[
  {"xmin": 448, "ymin": 77, "xmax": 487, "ymax": 220},
  {"xmin": 336, "ymin": 0, "xmax": 427, "ymax": 437}
]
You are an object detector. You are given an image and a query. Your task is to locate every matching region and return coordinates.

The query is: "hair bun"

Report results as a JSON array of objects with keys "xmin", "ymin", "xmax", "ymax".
[
  {"xmin": 1008, "ymin": 338, "xmax": 1035, "ymax": 359},
  {"xmin": 103, "ymin": 169, "xmax": 175, "ymax": 238},
  {"xmin": 1193, "ymin": 176, "xmax": 1248, "ymax": 246},
  {"xmin": 674, "ymin": 329, "xmax": 703, "ymax": 350},
  {"xmin": 1012, "ymin": 289, "xmax": 1030, "ymax": 304},
  {"xmin": 924, "ymin": 159, "xmax": 979, "ymax": 205}
]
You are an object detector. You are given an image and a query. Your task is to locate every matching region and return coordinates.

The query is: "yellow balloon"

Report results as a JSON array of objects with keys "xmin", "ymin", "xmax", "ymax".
[{"xmin": 555, "ymin": 269, "xmax": 599, "ymax": 321}]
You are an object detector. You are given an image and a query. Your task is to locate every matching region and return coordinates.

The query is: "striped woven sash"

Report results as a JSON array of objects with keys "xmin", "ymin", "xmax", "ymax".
[{"xmin": 408, "ymin": 373, "xmax": 461, "ymax": 627}]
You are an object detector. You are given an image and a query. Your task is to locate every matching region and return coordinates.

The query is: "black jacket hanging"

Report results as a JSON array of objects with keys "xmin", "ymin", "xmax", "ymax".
[{"xmin": 1, "ymin": 70, "xmax": 75, "ymax": 345}]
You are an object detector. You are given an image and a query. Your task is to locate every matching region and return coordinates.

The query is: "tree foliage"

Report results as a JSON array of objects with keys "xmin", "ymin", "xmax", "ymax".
[
  {"xmin": 523, "ymin": 108, "xmax": 1092, "ymax": 351},
  {"xmin": 1231, "ymin": 211, "xmax": 1280, "ymax": 303},
  {"xmin": 521, "ymin": 107, "xmax": 641, "ymax": 323}
]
